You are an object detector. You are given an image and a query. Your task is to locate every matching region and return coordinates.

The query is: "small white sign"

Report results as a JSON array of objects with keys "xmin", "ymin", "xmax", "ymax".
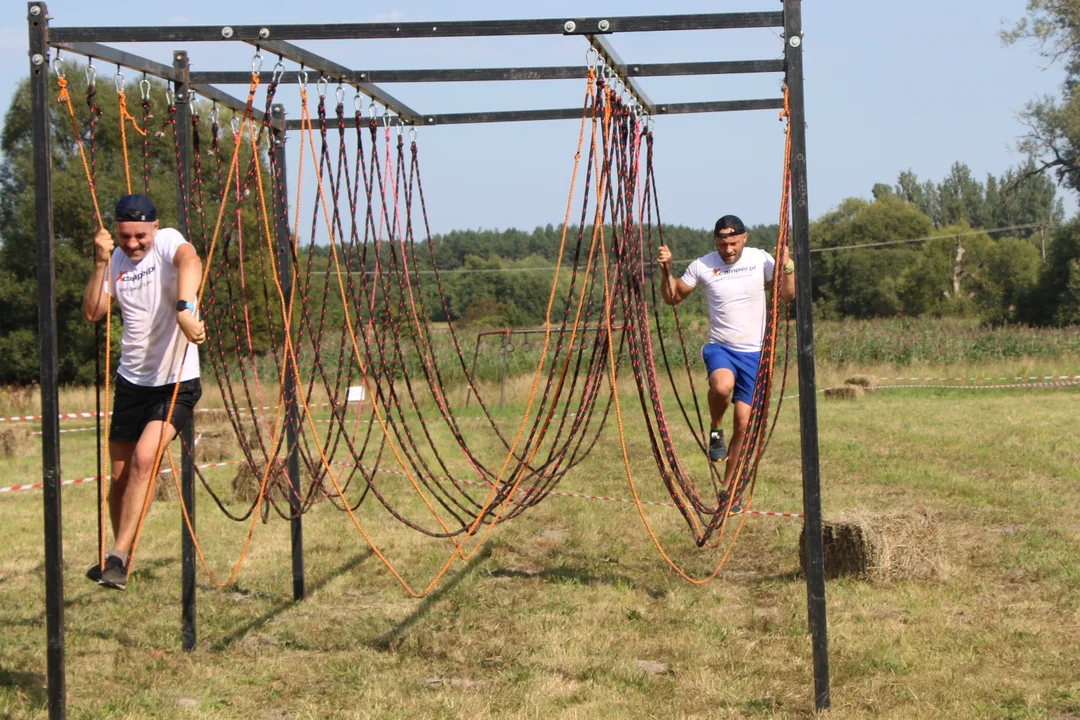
[{"xmin": 347, "ymin": 385, "xmax": 367, "ymax": 403}]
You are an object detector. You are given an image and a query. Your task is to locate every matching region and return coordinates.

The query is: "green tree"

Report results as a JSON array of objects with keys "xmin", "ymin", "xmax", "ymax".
[
  {"xmin": 1003, "ymin": 1, "xmax": 1080, "ymax": 195},
  {"xmin": 810, "ymin": 195, "xmax": 933, "ymax": 318}
]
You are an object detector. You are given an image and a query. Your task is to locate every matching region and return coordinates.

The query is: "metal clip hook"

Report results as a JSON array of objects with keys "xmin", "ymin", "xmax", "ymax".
[
  {"xmin": 85, "ymin": 63, "xmax": 96, "ymax": 86},
  {"xmin": 53, "ymin": 54, "xmax": 65, "ymax": 78},
  {"xmin": 297, "ymin": 68, "xmax": 308, "ymax": 90},
  {"xmin": 335, "ymin": 83, "xmax": 345, "ymax": 105},
  {"xmin": 409, "ymin": 127, "xmax": 417, "ymax": 143},
  {"xmin": 272, "ymin": 60, "xmax": 285, "ymax": 85},
  {"xmin": 251, "ymin": 50, "xmax": 264, "ymax": 75},
  {"xmin": 317, "ymin": 76, "xmax": 328, "ymax": 97},
  {"xmin": 114, "ymin": 69, "xmax": 124, "ymax": 94},
  {"xmin": 140, "ymin": 78, "xmax": 151, "ymax": 101},
  {"xmin": 354, "ymin": 92, "xmax": 363, "ymax": 113},
  {"xmin": 231, "ymin": 116, "xmax": 242, "ymax": 137},
  {"xmin": 165, "ymin": 88, "xmax": 175, "ymax": 106}
]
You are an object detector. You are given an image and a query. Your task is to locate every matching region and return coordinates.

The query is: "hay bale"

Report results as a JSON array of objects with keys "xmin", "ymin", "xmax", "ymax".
[
  {"xmin": 199, "ymin": 407, "xmax": 232, "ymax": 428},
  {"xmin": 800, "ymin": 510, "xmax": 940, "ymax": 584},
  {"xmin": 153, "ymin": 471, "xmax": 178, "ymax": 502},
  {"xmin": 844, "ymin": 375, "xmax": 875, "ymax": 388},
  {"xmin": 195, "ymin": 426, "xmax": 237, "ymax": 463},
  {"xmin": 824, "ymin": 385, "xmax": 864, "ymax": 400},
  {"xmin": 232, "ymin": 459, "xmax": 311, "ymax": 505},
  {"xmin": 0, "ymin": 423, "xmax": 34, "ymax": 458}
]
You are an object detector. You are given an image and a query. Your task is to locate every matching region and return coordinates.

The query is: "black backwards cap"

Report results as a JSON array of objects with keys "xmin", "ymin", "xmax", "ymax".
[
  {"xmin": 714, "ymin": 215, "xmax": 746, "ymax": 237},
  {"xmin": 114, "ymin": 194, "xmax": 157, "ymax": 222}
]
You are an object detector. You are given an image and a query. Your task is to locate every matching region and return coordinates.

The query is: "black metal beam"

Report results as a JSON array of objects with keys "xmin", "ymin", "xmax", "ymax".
[
  {"xmin": 174, "ymin": 50, "xmax": 197, "ymax": 654},
  {"xmin": 249, "ymin": 39, "xmax": 420, "ymax": 122},
  {"xmin": 49, "ymin": 40, "xmax": 266, "ymax": 123},
  {"xmin": 271, "ymin": 104, "xmax": 304, "ymax": 601},
  {"xmin": 47, "ymin": 12, "xmax": 783, "ymax": 44},
  {"xmin": 52, "ymin": 41, "xmax": 183, "ymax": 82},
  {"xmin": 586, "ymin": 34, "xmax": 655, "ymax": 114},
  {"xmin": 190, "ymin": 59, "xmax": 784, "ymax": 86},
  {"xmin": 282, "ymin": 97, "xmax": 782, "ymax": 129},
  {"xmin": 29, "ymin": 3, "xmax": 66, "ymax": 718},
  {"xmin": 784, "ymin": 0, "xmax": 831, "ymax": 712}
]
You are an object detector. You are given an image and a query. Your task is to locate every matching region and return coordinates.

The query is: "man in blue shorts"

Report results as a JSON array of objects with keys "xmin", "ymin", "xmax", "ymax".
[{"xmin": 657, "ymin": 215, "xmax": 795, "ymax": 489}]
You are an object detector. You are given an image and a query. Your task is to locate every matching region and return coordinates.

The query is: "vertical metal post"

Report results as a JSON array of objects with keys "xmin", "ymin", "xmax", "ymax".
[
  {"xmin": 271, "ymin": 105, "xmax": 304, "ymax": 600},
  {"xmin": 784, "ymin": 0, "xmax": 830, "ymax": 712},
  {"xmin": 173, "ymin": 50, "xmax": 197, "ymax": 650},
  {"xmin": 499, "ymin": 331, "xmax": 510, "ymax": 409},
  {"xmin": 28, "ymin": 4, "xmax": 66, "ymax": 718}
]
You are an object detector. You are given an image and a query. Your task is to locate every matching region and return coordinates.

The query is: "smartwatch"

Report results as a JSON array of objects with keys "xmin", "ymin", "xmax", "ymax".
[{"xmin": 176, "ymin": 300, "xmax": 197, "ymax": 314}]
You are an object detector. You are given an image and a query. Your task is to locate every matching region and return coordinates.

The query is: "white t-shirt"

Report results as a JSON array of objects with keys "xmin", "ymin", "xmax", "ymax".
[
  {"xmin": 103, "ymin": 227, "xmax": 200, "ymax": 386},
  {"xmin": 680, "ymin": 247, "xmax": 776, "ymax": 352}
]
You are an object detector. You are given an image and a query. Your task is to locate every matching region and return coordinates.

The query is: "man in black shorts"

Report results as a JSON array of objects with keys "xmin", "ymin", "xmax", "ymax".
[{"xmin": 81, "ymin": 194, "xmax": 206, "ymax": 590}]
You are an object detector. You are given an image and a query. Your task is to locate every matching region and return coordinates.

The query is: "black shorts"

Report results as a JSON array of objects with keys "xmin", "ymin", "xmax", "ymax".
[{"xmin": 109, "ymin": 374, "xmax": 202, "ymax": 443}]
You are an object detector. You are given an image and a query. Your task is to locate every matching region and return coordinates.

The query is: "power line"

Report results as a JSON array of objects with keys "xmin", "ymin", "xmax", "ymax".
[
  {"xmin": 809, "ymin": 223, "xmax": 1044, "ymax": 253},
  {"xmin": 302, "ymin": 221, "xmax": 1049, "ymax": 276}
]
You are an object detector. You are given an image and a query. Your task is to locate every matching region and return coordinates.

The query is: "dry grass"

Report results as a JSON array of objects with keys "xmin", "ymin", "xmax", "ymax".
[
  {"xmin": 801, "ymin": 510, "xmax": 942, "ymax": 583},
  {"xmin": 1, "ymin": 359, "xmax": 1079, "ymax": 719}
]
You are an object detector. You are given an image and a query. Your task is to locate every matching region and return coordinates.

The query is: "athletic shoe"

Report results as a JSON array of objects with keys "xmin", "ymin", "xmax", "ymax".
[
  {"xmin": 86, "ymin": 562, "xmax": 104, "ymax": 583},
  {"xmin": 98, "ymin": 554, "xmax": 127, "ymax": 591},
  {"xmin": 708, "ymin": 429, "xmax": 728, "ymax": 462}
]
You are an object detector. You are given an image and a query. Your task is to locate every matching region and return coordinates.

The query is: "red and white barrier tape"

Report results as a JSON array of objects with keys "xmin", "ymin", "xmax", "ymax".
[
  {"xmin": 867, "ymin": 380, "xmax": 1080, "ymax": 391},
  {"xmin": 873, "ymin": 374, "xmax": 1080, "ymax": 383},
  {"xmin": 0, "ymin": 460, "xmax": 242, "ymax": 494},
  {"xmin": 2, "ymin": 449, "xmax": 802, "ymax": 519}
]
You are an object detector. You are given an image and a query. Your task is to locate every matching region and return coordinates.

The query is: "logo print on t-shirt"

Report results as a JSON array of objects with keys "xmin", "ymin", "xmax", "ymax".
[{"xmin": 117, "ymin": 265, "xmax": 157, "ymax": 293}]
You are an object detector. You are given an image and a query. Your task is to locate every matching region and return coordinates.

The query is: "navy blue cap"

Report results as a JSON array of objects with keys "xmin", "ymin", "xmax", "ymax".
[
  {"xmin": 714, "ymin": 215, "xmax": 746, "ymax": 237},
  {"xmin": 114, "ymin": 194, "xmax": 157, "ymax": 222}
]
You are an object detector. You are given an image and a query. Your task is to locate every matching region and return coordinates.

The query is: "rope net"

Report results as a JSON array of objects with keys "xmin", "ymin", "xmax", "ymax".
[{"xmin": 62, "ymin": 51, "xmax": 795, "ymax": 595}]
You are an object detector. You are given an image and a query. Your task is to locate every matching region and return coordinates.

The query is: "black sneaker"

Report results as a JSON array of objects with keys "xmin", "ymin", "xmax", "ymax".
[
  {"xmin": 708, "ymin": 429, "xmax": 728, "ymax": 462},
  {"xmin": 98, "ymin": 554, "xmax": 128, "ymax": 591},
  {"xmin": 86, "ymin": 562, "xmax": 104, "ymax": 583}
]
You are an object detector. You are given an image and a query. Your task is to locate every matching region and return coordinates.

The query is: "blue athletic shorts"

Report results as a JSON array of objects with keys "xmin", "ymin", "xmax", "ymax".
[{"xmin": 701, "ymin": 343, "xmax": 761, "ymax": 406}]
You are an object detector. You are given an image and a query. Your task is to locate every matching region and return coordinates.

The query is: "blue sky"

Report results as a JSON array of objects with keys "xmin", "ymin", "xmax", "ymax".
[{"xmin": 1, "ymin": 1, "xmax": 1071, "ymax": 234}]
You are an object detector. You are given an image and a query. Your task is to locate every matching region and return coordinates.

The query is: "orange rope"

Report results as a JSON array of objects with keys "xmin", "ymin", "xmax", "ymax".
[
  {"xmin": 115, "ymin": 89, "xmax": 146, "ymax": 194},
  {"xmin": 608, "ymin": 87, "xmax": 795, "ymax": 583},
  {"xmin": 56, "ymin": 74, "xmax": 113, "ymax": 573}
]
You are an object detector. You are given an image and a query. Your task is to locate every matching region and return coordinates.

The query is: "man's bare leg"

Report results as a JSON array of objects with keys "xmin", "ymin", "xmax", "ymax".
[
  {"xmin": 707, "ymin": 368, "xmax": 735, "ymax": 430},
  {"xmin": 723, "ymin": 400, "xmax": 752, "ymax": 491},
  {"xmin": 112, "ymin": 420, "xmax": 177, "ymax": 554},
  {"xmin": 108, "ymin": 441, "xmax": 136, "ymax": 538}
]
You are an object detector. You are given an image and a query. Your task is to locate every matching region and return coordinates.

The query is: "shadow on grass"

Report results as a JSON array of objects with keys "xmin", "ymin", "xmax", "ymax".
[
  {"xmin": 211, "ymin": 549, "xmax": 373, "ymax": 652},
  {"xmin": 0, "ymin": 667, "xmax": 47, "ymax": 711},
  {"xmin": 489, "ymin": 563, "xmax": 668, "ymax": 599},
  {"xmin": 368, "ymin": 545, "xmax": 493, "ymax": 653}
]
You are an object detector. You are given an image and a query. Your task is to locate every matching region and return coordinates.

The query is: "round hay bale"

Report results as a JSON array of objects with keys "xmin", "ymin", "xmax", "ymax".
[
  {"xmin": 0, "ymin": 422, "xmax": 35, "ymax": 458},
  {"xmin": 153, "ymin": 471, "xmax": 178, "ymax": 502},
  {"xmin": 799, "ymin": 509, "xmax": 941, "ymax": 584},
  {"xmin": 195, "ymin": 426, "xmax": 237, "ymax": 463},
  {"xmin": 199, "ymin": 407, "xmax": 232, "ymax": 429},
  {"xmin": 232, "ymin": 459, "xmax": 311, "ymax": 505},
  {"xmin": 844, "ymin": 375, "xmax": 875, "ymax": 388},
  {"xmin": 824, "ymin": 385, "xmax": 864, "ymax": 400}
]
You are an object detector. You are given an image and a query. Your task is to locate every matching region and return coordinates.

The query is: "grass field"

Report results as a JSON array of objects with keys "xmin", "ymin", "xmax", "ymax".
[{"xmin": 1, "ymin": 354, "xmax": 1079, "ymax": 719}]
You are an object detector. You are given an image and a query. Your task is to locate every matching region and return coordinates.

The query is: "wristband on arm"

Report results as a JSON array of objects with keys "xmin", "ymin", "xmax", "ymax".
[{"xmin": 783, "ymin": 258, "xmax": 795, "ymax": 275}]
